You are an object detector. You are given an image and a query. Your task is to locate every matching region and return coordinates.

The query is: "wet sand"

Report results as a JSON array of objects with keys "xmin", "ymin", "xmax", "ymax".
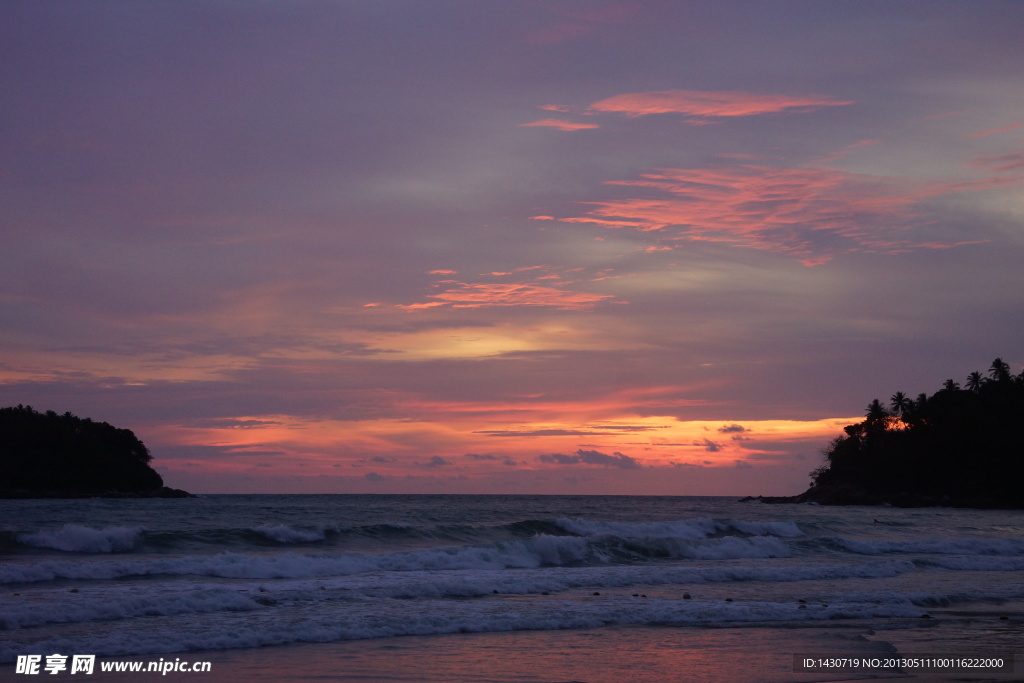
[{"xmin": 8, "ymin": 621, "xmax": 1017, "ymax": 683}]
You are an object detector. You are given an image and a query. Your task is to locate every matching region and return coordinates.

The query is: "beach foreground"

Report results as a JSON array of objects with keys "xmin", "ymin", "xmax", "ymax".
[{"xmin": 2, "ymin": 495, "xmax": 1022, "ymax": 682}]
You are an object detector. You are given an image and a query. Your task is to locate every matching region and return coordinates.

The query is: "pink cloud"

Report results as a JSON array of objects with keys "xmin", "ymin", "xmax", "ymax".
[
  {"xmin": 968, "ymin": 122, "xmax": 1024, "ymax": 137},
  {"xmin": 520, "ymin": 119, "xmax": 601, "ymax": 131},
  {"xmin": 545, "ymin": 163, "xmax": 1007, "ymax": 262},
  {"xmin": 588, "ymin": 89, "xmax": 854, "ymax": 120}
]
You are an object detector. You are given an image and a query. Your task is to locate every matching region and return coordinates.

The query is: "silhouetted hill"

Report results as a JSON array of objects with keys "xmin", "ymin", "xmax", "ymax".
[
  {"xmin": 745, "ymin": 358, "xmax": 1024, "ymax": 509},
  {"xmin": 0, "ymin": 405, "xmax": 191, "ymax": 498}
]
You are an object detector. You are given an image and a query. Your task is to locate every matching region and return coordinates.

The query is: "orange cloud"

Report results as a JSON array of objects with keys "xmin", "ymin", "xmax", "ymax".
[
  {"xmin": 546, "ymin": 164, "xmax": 1005, "ymax": 262},
  {"xmin": 408, "ymin": 282, "xmax": 612, "ymax": 310},
  {"xmin": 396, "ymin": 301, "xmax": 446, "ymax": 310},
  {"xmin": 588, "ymin": 89, "xmax": 854, "ymax": 120},
  {"xmin": 520, "ymin": 119, "xmax": 601, "ymax": 131},
  {"xmin": 396, "ymin": 266, "xmax": 620, "ymax": 311}
]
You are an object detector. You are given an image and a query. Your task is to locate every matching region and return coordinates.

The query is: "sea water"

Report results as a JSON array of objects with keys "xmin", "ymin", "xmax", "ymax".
[{"xmin": 1, "ymin": 495, "xmax": 1022, "ymax": 677}]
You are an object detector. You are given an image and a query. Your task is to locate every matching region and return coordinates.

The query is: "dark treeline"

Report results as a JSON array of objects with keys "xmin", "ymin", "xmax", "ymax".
[
  {"xmin": 804, "ymin": 358, "xmax": 1024, "ymax": 506},
  {"xmin": 0, "ymin": 405, "xmax": 188, "ymax": 497}
]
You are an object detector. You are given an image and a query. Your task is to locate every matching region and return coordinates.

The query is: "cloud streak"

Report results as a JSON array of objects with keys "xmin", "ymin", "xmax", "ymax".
[
  {"xmin": 538, "ymin": 449, "xmax": 642, "ymax": 469},
  {"xmin": 520, "ymin": 119, "xmax": 600, "ymax": 131},
  {"xmin": 477, "ymin": 425, "xmax": 668, "ymax": 437},
  {"xmin": 588, "ymin": 89, "xmax": 854, "ymax": 121},
  {"xmin": 398, "ymin": 278, "xmax": 614, "ymax": 310},
  {"xmin": 545, "ymin": 163, "xmax": 1006, "ymax": 264},
  {"xmin": 968, "ymin": 122, "xmax": 1024, "ymax": 137}
]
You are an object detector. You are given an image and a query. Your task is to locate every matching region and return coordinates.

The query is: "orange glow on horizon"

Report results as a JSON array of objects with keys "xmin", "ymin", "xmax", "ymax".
[{"xmin": 148, "ymin": 404, "xmax": 859, "ymax": 491}]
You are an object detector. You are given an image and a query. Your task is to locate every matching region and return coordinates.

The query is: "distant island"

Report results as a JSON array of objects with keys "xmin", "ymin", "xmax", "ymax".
[
  {"xmin": 745, "ymin": 358, "xmax": 1024, "ymax": 509},
  {"xmin": 0, "ymin": 405, "xmax": 191, "ymax": 498}
]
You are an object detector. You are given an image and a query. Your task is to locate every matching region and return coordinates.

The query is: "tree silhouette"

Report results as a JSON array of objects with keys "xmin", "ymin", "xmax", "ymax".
[
  {"xmin": 890, "ymin": 391, "xmax": 911, "ymax": 418},
  {"xmin": 966, "ymin": 371, "xmax": 984, "ymax": 393},
  {"xmin": 989, "ymin": 357, "xmax": 1012, "ymax": 383},
  {"xmin": 0, "ymin": 405, "xmax": 167, "ymax": 496},
  {"xmin": 866, "ymin": 398, "xmax": 889, "ymax": 422},
  {"xmin": 810, "ymin": 358, "xmax": 1024, "ymax": 507}
]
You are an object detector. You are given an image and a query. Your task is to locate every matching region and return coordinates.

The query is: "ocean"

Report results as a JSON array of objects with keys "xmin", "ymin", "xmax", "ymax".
[{"xmin": 1, "ymin": 495, "xmax": 1022, "ymax": 681}]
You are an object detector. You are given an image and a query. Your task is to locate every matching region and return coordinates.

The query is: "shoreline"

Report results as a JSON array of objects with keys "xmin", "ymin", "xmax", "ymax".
[
  {"xmin": 739, "ymin": 485, "xmax": 1024, "ymax": 510},
  {"xmin": 0, "ymin": 486, "xmax": 194, "ymax": 499}
]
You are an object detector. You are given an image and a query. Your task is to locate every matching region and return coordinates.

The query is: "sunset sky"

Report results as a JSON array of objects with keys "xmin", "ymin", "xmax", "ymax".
[{"xmin": 2, "ymin": 1, "xmax": 1022, "ymax": 494}]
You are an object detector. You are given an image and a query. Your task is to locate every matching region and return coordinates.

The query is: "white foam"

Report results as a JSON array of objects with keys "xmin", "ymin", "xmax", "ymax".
[
  {"xmin": 0, "ymin": 536, "xmax": 588, "ymax": 584},
  {"xmin": 0, "ymin": 556, "xmax": 934, "ymax": 643},
  {"xmin": 0, "ymin": 531, "xmax": 796, "ymax": 585},
  {"xmin": 16, "ymin": 525, "xmax": 142, "ymax": 553},
  {"xmin": 0, "ymin": 592, "xmax": 926, "ymax": 663}
]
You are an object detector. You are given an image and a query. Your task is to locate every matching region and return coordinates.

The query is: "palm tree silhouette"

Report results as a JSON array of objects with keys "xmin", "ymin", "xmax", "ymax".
[
  {"xmin": 966, "ymin": 371, "xmax": 984, "ymax": 393},
  {"xmin": 989, "ymin": 357, "xmax": 1011, "ymax": 383},
  {"xmin": 890, "ymin": 391, "xmax": 911, "ymax": 417},
  {"xmin": 812, "ymin": 356, "xmax": 1023, "ymax": 507},
  {"xmin": 865, "ymin": 399, "xmax": 889, "ymax": 434}
]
